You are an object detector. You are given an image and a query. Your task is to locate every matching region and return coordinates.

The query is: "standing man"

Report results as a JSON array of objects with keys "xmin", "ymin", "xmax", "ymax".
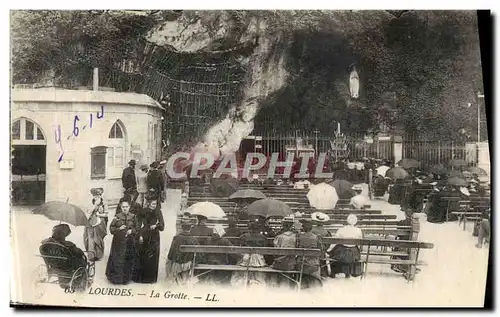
[
  {"xmin": 147, "ymin": 161, "xmax": 164, "ymax": 204},
  {"xmin": 159, "ymin": 160, "xmax": 168, "ymax": 203},
  {"xmin": 122, "ymin": 160, "xmax": 138, "ymax": 202},
  {"xmin": 136, "ymin": 164, "xmax": 149, "ymax": 207}
]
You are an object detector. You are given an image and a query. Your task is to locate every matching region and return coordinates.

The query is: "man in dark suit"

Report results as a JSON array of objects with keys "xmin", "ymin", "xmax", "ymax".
[{"xmin": 122, "ymin": 160, "xmax": 138, "ymax": 202}]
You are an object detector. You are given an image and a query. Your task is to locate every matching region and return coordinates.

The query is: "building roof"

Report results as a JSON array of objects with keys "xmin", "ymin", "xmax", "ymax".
[{"xmin": 11, "ymin": 88, "xmax": 164, "ymax": 110}]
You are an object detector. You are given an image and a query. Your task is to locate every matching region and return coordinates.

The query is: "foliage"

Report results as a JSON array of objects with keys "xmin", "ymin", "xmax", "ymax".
[
  {"xmin": 11, "ymin": 10, "xmax": 159, "ymax": 85},
  {"xmin": 11, "ymin": 10, "xmax": 484, "ymax": 140}
]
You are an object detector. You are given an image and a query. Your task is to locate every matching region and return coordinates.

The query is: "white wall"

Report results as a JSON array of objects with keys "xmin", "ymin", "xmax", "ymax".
[{"xmin": 11, "ymin": 89, "xmax": 163, "ymax": 207}]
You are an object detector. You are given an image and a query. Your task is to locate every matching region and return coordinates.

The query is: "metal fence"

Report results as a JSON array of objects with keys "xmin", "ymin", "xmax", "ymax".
[
  {"xmin": 252, "ymin": 131, "xmax": 394, "ymax": 162},
  {"xmin": 402, "ymin": 139, "xmax": 475, "ymax": 169},
  {"xmin": 250, "ymin": 132, "xmax": 478, "ymax": 168}
]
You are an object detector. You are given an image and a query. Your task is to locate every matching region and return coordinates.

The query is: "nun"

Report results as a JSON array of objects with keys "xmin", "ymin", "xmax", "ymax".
[{"xmin": 133, "ymin": 191, "xmax": 165, "ymax": 284}]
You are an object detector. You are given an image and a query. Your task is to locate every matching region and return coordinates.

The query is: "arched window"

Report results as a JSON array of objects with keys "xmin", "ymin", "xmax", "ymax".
[
  {"xmin": 109, "ymin": 122, "xmax": 124, "ymax": 139},
  {"xmin": 11, "ymin": 118, "xmax": 46, "ymax": 144},
  {"xmin": 107, "ymin": 121, "xmax": 126, "ymax": 178}
]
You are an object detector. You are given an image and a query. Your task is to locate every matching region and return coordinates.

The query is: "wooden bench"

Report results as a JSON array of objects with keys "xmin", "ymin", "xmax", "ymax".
[
  {"xmin": 322, "ymin": 237, "xmax": 434, "ymax": 281},
  {"xmin": 451, "ymin": 197, "xmax": 490, "ymax": 230},
  {"xmin": 179, "ymin": 245, "xmax": 322, "ymax": 291}
]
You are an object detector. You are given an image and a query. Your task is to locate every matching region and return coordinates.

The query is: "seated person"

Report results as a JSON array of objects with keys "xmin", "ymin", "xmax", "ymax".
[
  {"xmin": 42, "ymin": 224, "xmax": 87, "ymax": 268},
  {"xmin": 41, "ymin": 224, "xmax": 87, "ymax": 288},
  {"xmin": 328, "ymin": 214, "xmax": 363, "ymax": 278},
  {"xmin": 224, "ymin": 218, "xmax": 242, "ymax": 238},
  {"xmin": 350, "ymin": 185, "xmax": 369, "ymax": 209},
  {"xmin": 190, "ymin": 215, "xmax": 213, "ymax": 238}
]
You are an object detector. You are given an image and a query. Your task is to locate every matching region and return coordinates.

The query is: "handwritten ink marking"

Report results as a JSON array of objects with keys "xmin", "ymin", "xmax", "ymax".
[
  {"xmin": 96, "ymin": 105, "xmax": 104, "ymax": 119},
  {"xmin": 54, "ymin": 125, "xmax": 64, "ymax": 162},
  {"xmin": 55, "ymin": 106, "xmax": 105, "ymax": 161},
  {"xmin": 73, "ymin": 115, "xmax": 80, "ymax": 137}
]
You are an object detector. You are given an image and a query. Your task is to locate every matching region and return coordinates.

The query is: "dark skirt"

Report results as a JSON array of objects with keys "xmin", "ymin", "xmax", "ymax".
[
  {"xmin": 133, "ymin": 230, "xmax": 161, "ymax": 284},
  {"xmin": 329, "ymin": 245, "xmax": 363, "ymax": 277},
  {"xmin": 388, "ymin": 184, "xmax": 405, "ymax": 205},
  {"xmin": 105, "ymin": 232, "xmax": 137, "ymax": 285}
]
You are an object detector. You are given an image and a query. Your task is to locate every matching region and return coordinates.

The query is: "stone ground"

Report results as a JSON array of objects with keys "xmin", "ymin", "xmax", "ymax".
[{"xmin": 10, "ymin": 185, "xmax": 489, "ymax": 307}]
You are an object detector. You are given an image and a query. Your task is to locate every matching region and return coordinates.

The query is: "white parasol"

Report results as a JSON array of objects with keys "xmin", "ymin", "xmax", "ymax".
[
  {"xmin": 307, "ymin": 182, "xmax": 339, "ymax": 210},
  {"xmin": 185, "ymin": 201, "xmax": 227, "ymax": 219},
  {"xmin": 375, "ymin": 165, "xmax": 390, "ymax": 177}
]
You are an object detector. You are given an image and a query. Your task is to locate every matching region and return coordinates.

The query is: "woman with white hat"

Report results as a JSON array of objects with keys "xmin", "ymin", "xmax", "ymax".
[
  {"xmin": 350, "ymin": 185, "xmax": 369, "ymax": 210},
  {"xmin": 311, "ymin": 212, "xmax": 332, "ymax": 277},
  {"xmin": 328, "ymin": 214, "xmax": 363, "ymax": 278}
]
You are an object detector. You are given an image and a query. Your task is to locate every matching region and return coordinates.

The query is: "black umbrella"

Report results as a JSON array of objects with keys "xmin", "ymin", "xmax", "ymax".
[
  {"xmin": 447, "ymin": 176, "xmax": 468, "ymax": 187},
  {"xmin": 430, "ymin": 164, "xmax": 448, "ymax": 175},
  {"xmin": 397, "ymin": 158, "xmax": 421, "ymax": 169},
  {"xmin": 32, "ymin": 201, "xmax": 88, "ymax": 226},
  {"xmin": 210, "ymin": 178, "xmax": 239, "ymax": 197},
  {"xmin": 246, "ymin": 198, "xmax": 293, "ymax": 217},
  {"xmin": 228, "ymin": 189, "xmax": 266, "ymax": 203}
]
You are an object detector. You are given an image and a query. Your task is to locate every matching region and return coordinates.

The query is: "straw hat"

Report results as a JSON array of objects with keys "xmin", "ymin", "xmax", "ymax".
[
  {"xmin": 352, "ymin": 184, "xmax": 363, "ymax": 192},
  {"xmin": 283, "ymin": 215, "xmax": 295, "ymax": 223},
  {"xmin": 311, "ymin": 212, "xmax": 330, "ymax": 223},
  {"xmin": 460, "ymin": 187, "xmax": 470, "ymax": 196}
]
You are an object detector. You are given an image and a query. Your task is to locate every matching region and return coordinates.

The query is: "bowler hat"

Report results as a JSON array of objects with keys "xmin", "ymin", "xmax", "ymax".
[{"xmin": 150, "ymin": 161, "xmax": 160, "ymax": 168}]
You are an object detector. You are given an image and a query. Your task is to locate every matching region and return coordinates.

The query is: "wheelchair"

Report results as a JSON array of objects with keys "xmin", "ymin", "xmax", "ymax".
[{"xmin": 33, "ymin": 241, "xmax": 95, "ymax": 295}]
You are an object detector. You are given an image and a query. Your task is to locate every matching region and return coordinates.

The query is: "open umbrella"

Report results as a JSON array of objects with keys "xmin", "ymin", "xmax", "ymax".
[
  {"xmin": 185, "ymin": 202, "xmax": 227, "ymax": 219},
  {"xmin": 385, "ymin": 167, "xmax": 409, "ymax": 180},
  {"xmin": 447, "ymin": 176, "xmax": 468, "ymax": 187},
  {"xmin": 32, "ymin": 201, "xmax": 88, "ymax": 226},
  {"xmin": 307, "ymin": 183, "xmax": 339, "ymax": 210},
  {"xmin": 447, "ymin": 170, "xmax": 463, "ymax": 178},
  {"xmin": 430, "ymin": 164, "xmax": 448, "ymax": 175},
  {"xmin": 327, "ymin": 179, "xmax": 355, "ymax": 200},
  {"xmin": 465, "ymin": 166, "xmax": 488, "ymax": 176},
  {"xmin": 449, "ymin": 159, "xmax": 468, "ymax": 169},
  {"xmin": 228, "ymin": 189, "xmax": 266, "ymax": 203},
  {"xmin": 246, "ymin": 198, "xmax": 293, "ymax": 217},
  {"xmin": 397, "ymin": 158, "xmax": 420, "ymax": 169},
  {"xmin": 375, "ymin": 165, "xmax": 390, "ymax": 177},
  {"xmin": 210, "ymin": 178, "xmax": 239, "ymax": 197}
]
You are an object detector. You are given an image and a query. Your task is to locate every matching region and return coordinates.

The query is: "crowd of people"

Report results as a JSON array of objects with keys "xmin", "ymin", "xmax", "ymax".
[
  {"xmin": 165, "ymin": 211, "xmax": 367, "ymax": 289},
  {"xmin": 39, "ymin": 155, "xmax": 490, "ymax": 291}
]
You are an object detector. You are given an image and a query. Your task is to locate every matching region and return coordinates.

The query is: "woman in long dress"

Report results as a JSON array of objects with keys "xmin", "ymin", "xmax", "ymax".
[
  {"xmin": 165, "ymin": 218, "xmax": 199, "ymax": 286},
  {"xmin": 269, "ymin": 218, "xmax": 298, "ymax": 288},
  {"xmin": 133, "ymin": 195, "xmax": 165, "ymax": 284},
  {"xmin": 83, "ymin": 188, "xmax": 107, "ymax": 261},
  {"xmin": 105, "ymin": 200, "xmax": 140, "ymax": 284},
  {"xmin": 296, "ymin": 220, "xmax": 323, "ymax": 289},
  {"xmin": 328, "ymin": 214, "xmax": 363, "ymax": 278},
  {"xmin": 230, "ymin": 221, "xmax": 268, "ymax": 288},
  {"xmin": 199, "ymin": 225, "xmax": 237, "ymax": 285}
]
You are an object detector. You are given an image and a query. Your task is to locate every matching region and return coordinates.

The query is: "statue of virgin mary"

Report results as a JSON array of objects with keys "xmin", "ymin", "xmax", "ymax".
[{"xmin": 349, "ymin": 65, "xmax": 360, "ymax": 99}]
